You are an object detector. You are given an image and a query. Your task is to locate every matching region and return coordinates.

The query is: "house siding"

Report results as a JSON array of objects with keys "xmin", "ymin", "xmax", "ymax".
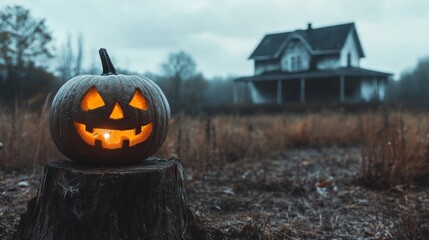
[
  {"xmin": 340, "ymin": 30, "xmax": 360, "ymax": 67},
  {"xmin": 316, "ymin": 55, "xmax": 341, "ymax": 70},
  {"xmin": 360, "ymin": 79, "xmax": 385, "ymax": 101},
  {"xmin": 255, "ymin": 60, "xmax": 280, "ymax": 75}
]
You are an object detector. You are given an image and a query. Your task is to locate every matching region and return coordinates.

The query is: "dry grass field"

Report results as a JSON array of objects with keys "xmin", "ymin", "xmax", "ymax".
[{"xmin": 1, "ymin": 106, "xmax": 429, "ymax": 239}]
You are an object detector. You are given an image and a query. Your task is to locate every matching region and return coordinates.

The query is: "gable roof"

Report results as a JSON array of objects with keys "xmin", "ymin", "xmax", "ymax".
[{"xmin": 249, "ymin": 22, "xmax": 365, "ymax": 60}]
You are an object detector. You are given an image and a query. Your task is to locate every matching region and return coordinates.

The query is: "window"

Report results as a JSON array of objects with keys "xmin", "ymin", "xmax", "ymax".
[
  {"xmin": 290, "ymin": 56, "xmax": 302, "ymax": 71},
  {"xmin": 297, "ymin": 56, "xmax": 302, "ymax": 70},
  {"xmin": 291, "ymin": 56, "xmax": 296, "ymax": 71}
]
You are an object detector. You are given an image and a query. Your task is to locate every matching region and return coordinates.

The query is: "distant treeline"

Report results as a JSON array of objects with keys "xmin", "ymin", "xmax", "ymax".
[{"xmin": 386, "ymin": 57, "xmax": 429, "ymax": 104}]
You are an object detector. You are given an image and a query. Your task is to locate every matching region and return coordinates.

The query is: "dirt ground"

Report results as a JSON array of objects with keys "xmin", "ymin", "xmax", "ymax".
[{"xmin": 1, "ymin": 147, "xmax": 429, "ymax": 239}]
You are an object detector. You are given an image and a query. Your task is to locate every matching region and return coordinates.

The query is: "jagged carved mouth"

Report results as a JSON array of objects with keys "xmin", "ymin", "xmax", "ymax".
[{"xmin": 74, "ymin": 122, "xmax": 153, "ymax": 150}]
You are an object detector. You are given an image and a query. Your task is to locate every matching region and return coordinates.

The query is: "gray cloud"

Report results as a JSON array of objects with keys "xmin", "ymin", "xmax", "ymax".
[{"xmin": 2, "ymin": 0, "xmax": 429, "ymax": 78}]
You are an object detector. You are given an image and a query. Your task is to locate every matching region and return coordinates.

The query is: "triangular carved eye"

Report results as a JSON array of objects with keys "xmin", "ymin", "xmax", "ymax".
[
  {"xmin": 81, "ymin": 87, "xmax": 105, "ymax": 111},
  {"xmin": 129, "ymin": 90, "xmax": 148, "ymax": 110}
]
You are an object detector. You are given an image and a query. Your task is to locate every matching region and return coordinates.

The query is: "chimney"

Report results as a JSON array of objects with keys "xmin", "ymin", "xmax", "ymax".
[{"xmin": 307, "ymin": 23, "xmax": 312, "ymax": 30}]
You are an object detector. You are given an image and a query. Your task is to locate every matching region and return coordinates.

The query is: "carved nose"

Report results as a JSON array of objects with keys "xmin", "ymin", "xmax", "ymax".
[{"xmin": 109, "ymin": 103, "xmax": 124, "ymax": 119}]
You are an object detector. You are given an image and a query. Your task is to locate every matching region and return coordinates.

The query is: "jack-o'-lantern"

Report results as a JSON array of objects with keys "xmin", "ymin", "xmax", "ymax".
[{"xmin": 49, "ymin": 48, "xmax": 170, "ymax": 165}]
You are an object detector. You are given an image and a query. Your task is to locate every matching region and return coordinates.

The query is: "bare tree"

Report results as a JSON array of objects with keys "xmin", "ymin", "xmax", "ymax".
[
  {"xmin": 57, "ymin": 35, "xmax": 74, "ymax": 82},
  {"xmin": 183, "ymin": 73, "xmax": 208, "ymax": 109},
  {"xmin": 0, "ymin": 5, "xmax": 53, "ymax": 75},
  {"xmin": 74, "ymin": 34, "xmax": 83, "ymax": 75},
  {"xmin": 57, "ymin": 34, "xmax": 84, "ymax": 82},
  {"xmin": 0, "ymin": 5, "xmax": 54, "ymax": 103},
  {"xmin": 161, "ymin": 51, "xmax": 196, "ymax": 110}
]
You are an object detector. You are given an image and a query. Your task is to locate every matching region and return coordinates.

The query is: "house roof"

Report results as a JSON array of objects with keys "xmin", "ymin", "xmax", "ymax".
[
  {"xmin": 234, "ymin": 67, "xmax": 392, "ymax": 82},
  {"xmin": 249, "ymin": 22, "xmax": 365, "ymax": 60}
]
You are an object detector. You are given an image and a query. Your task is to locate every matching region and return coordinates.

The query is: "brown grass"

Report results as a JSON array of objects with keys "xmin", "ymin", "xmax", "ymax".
[
  {"xmin": 159, "ymin": 113, "xmax": 363, "ymax": 171},
  {"xmin": 379, "ymin": 193, "xmax": 429, "ymax": 240},
  {"xmin": 2, "ymin": 105, "xmax": 429, "ymax": 188},
  {"xmin": 0, "ymin": 99, "xmax": 62, "ymax": 169},
  {"xmin": 360, "ymin": 111, "xmax": 429, "ymax": 188},
  {"xmin": 2, "ymin": 107, "xmax": 429, "ymax": 239}
]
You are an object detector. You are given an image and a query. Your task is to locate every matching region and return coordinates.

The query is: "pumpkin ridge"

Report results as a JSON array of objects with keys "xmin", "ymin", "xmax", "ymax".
[
  {"xmin": 145, "ymin": 76, "xmax": 170, "ymax": 149},
  {"xmin": 130, "ymin": 75, "xmax": 156, "ymax": 158}
]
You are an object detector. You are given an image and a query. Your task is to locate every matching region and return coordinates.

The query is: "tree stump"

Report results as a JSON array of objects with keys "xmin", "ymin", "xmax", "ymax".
[{"xmin": 14, "ymin": 157, "xmax": 201, "ymax": 240}]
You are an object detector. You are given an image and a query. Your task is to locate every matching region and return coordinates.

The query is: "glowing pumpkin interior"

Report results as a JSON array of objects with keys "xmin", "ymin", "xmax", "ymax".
[{"xmin": 74, "ymin": 87, "xmax": 153, "ymax": 149}]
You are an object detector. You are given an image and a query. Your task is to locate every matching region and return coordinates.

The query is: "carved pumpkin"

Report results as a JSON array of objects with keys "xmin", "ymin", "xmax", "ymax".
[{"xmin": 49, "ymin": 49, "xmax": 170, "ymax": 165}]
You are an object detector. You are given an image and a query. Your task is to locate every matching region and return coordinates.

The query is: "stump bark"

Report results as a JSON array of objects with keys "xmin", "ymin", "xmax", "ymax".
[{"xmin": 14, "ymin": 157, "xmax": 200, "ymax": 240}]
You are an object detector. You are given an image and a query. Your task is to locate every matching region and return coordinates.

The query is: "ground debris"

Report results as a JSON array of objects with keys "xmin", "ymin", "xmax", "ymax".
[
  {"xmin": 2, "ymin": 148, "xmax": 429, "ymax": 239},
  {"xmin": 0, "ymin": 168, "xmax": 41, "ymax": 240},
  {"xmin": 187, "ymin": 148, "xmax": 429, "ymax": 239}
]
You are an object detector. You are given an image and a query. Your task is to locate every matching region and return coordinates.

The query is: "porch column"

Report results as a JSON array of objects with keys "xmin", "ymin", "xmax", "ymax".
[
  {"xmin": 340, "ymin": 75, "xmax": 345, "ymax": 102},
  {"xmin": 300, "ymin": 78, "xmax": 306, "ymax": 103},
  {"xmin": 373, "ymin": 77, "xmax": 379, "ymax": 101},
  {"xmin": 277, "ymin": 80, "xmax": 282, "ymax": 104},
  {"xmin": 247, "ymin": 81, "xmax": 252, "ymax": 103},
  {"xmin": 233, "ymin": 81, "xmax": 238, "ymax": 104}
]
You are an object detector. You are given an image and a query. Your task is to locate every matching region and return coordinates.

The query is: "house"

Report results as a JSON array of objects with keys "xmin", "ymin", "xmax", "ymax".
[{"xmin": 233, "ymin": 22, "xmax": 392, "ymax": 104}]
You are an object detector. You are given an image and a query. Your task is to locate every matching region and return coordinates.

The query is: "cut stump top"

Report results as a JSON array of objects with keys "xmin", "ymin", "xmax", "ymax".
[{"xmin": 48, "ymin": 157, "xmax": 179, "ymax": 174}]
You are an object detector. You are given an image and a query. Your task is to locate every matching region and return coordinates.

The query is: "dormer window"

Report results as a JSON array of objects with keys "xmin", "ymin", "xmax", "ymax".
[
  {"xmin": 297, "ymin": 56, "xmax": 302, "ymax": 70},
  {"xmin": 290, "ymin": 56, "xmax": 302, "ymax": 71}
]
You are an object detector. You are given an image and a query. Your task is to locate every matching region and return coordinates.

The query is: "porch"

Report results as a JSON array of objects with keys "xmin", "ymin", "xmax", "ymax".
[{"xmin": 233, "ymin": 67, "xmax": 392, "ymax": 104}]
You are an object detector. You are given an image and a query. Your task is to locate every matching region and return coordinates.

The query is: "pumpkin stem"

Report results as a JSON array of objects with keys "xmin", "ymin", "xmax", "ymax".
[{"xmin": 99, "ymin": 48, "xmax": 118, "ymax": 75}]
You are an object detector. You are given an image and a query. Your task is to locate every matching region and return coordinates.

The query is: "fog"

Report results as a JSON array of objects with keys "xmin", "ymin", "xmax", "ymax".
[{"xmin": 1, "ymin": 0, "xmax": 429, "ymax": 78}]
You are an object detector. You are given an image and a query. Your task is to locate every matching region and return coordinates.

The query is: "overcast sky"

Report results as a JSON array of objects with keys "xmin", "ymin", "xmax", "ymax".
[{"xmin": 2, "ymin": 0, "xmax": 429, "ymax": 79}]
